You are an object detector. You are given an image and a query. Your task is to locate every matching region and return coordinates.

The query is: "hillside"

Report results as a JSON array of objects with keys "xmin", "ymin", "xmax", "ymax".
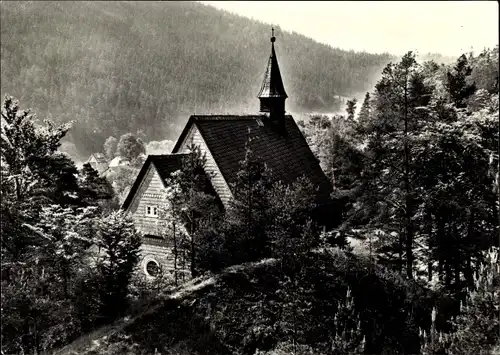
[
  {"xmin": 0, "ymin": 1, "xmax": 395, "ymax": 156},
  {"xmin": 52, "ymin": 250, "xmax": 432, "ymax": 355}
]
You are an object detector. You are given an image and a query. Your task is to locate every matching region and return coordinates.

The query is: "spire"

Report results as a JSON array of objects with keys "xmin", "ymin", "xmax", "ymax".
[{"xmin": 258, "ymin": 27, "xmax": 287, "ymax": 115}]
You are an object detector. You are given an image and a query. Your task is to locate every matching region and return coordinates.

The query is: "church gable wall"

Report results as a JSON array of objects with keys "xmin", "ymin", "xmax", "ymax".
[
  {"xmin": 127, "ymin": 163, "xmax": 166, "ymax": 236},
  {"xmin": 177, "ymin": 124, "xmax": 233, "ymax": 207}
]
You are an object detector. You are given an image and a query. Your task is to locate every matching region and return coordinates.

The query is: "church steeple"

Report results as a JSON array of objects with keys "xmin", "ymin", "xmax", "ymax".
[{"xmin": 258, "ymin": 27, "xmax": 288, "ymax": 116}]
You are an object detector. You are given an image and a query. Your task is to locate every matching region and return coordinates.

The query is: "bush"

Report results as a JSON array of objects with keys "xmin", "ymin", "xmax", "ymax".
[
  {"xmin": 93, "ymin": 211, "xmax": 142, "ymax": 321},
  {"xmin": 420, "ymin": 248, "xmax": 500, "ymax": 354},
  {"xmin": 127, "ymin": 266, "xmax": 177, "ymax": 315}
]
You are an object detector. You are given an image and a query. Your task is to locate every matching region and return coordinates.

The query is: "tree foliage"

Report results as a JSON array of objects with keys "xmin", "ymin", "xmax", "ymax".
[
  {"xmin": 116, "ymin": 133, "xmax": 146, "ymax": 166},
  {"xmin": 299, "ymin": 48, "xmax": 498, "ymax": 354},
  {"xmin": 1, "ymin": 95, "xmax": 80, "ymax": 206},
  {"xmin": 421, "ymin": 248, "xmax": 500, "ymax": 355},
  {"xmin": 195, "ymin": 140, "xmax": 327, "ymax": 274},
  {"xmin": 446, "ymin": 54, "xmax": 477, "ymax": 108},
  {"xmin": 79, "ymin": 162, "xmax": 116, "ymax": 209},
  {"xmin": 92, "ymin": 211, "xmax": 142, "ymax": 321},
  {"xmin": 103, "ymin": 136, "xmax": 118, "ymax": 159},
  {"xmin": 159, "ymin": 144, "xmax": 221, "ymax": 280},
  {"xmin": 1, "ymin": 96, "xmax": 142, "ymax": 354}
]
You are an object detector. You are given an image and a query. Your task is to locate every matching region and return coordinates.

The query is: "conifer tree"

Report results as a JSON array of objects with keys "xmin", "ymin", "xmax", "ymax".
[
  {"xmin": 224, "ymin": 141, "xmax": 274, "ymax": 263},
  {"xmin": 345, "ymin": 98, "xmax": 357, "ymax": 122},
  {"xmin": 446, "ymin": 54, "xmax": 477, "ymax": 108},
  {"xmin": 160, "ymin": 144, "xmax": 221, "ymax": 278},
  {"xmin": 357, "ymin": 52, "xmax": 434, "ymax": 277},
  {"xmin": 357, "ymin": 92, "xmax": 371, "ymax": 128},
  {"xmin": 160, "ymin": 170, "xmax": 186, "ymax": 285},
  {"xmin": 79, "ymin": 162, "xmax": 115, "ymax": 208}
]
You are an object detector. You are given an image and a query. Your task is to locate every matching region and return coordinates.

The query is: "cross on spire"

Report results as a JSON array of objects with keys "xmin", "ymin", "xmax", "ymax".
[{"xmin": 271, "ymin": 27, "xmax": 276, "ymax": 43}]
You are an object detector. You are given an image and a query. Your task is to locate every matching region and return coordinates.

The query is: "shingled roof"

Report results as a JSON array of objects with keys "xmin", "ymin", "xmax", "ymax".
[
  {"xmin": 121, "ymin": 154, "xmax": 190, "ymax": 210},
  {"xmin": 172, "ymin": 115, "xmax": 332, "ymax": 203}
]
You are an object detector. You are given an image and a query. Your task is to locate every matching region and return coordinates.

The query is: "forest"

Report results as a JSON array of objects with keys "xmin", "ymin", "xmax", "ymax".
[
  {"xmin": 1, "ymin": 35, "xmax": 498, "ymax": 354},
  {"xmin": 0, "ymin": 1, "xmax": 458, "ymax": 160}
]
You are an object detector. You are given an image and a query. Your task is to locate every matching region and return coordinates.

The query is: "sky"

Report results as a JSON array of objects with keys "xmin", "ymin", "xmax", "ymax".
[{"xmin": 200, "ymin": 1, "xmax": 499, "ymax": 56}]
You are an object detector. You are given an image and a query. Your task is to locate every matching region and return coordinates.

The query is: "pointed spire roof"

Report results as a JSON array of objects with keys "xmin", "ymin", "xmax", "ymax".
[{"xmin": 257, "ymin": 27, "xmax": 288, "ymax": 99}]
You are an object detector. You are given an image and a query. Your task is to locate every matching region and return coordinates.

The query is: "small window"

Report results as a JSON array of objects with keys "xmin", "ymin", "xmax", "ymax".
[
  {"xmin": 145, "ymin": 260, "xmax": 160, "ymax": 277},
  {"xmin": 146, "ymin": 205, "xmax": 158, "ymax": 217}
]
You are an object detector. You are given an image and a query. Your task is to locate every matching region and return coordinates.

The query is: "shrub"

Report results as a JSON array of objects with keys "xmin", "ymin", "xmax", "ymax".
[{"xmin": 420, "ymin": 248, "xmax": 500, "ymax": 354}]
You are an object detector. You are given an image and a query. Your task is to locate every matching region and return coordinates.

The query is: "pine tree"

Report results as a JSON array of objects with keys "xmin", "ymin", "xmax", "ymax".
[
  {"xmin": 345, "ymin": 98, "xmax": 357, "ymax": 122},
  {"xmin": 357, "ymin": 92, "xmax": 371, "ymax": 128},
  {"xmin": 160, "ymin": 144, "xmax": 221, "ymax": 278},
  {"xmin": 267, "ymin": 177, "xmax": 318, "ymax": 263},
  {"xmin": 356, "ymin": 52, "xmax": 434, "ymax": 277},
  {"xmin": 79, "ymin": 162, "xmax": 115, "ymax": 208},
  {"xmin": 414, "ymin": 93, "xmax": 498, "ymax": 289},
  {"xmin": 226, "ymin": 139, "xmax": 274, "ymax": 263},
  {"xmin": 446, "ymin": 54, "xmax": 477, "ymax": 109},
  {"xmin": 160, "ymin": 170, "xmax": 185, "ymax": 285}
]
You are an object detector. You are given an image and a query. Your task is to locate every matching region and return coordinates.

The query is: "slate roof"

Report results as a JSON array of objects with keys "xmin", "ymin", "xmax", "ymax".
[
  {"xmin": 172, "ymin": 115, "xmax": 332, "ymax": 203},
  {"xmin": 121, "ymin": 154, "xmax": 190, "ymax": 210}
]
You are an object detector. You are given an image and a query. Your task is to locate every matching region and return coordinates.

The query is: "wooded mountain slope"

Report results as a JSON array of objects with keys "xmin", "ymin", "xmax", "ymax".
[{"xmin": 1, "ymin": 1, "xmax": 395, "ymax": 156}]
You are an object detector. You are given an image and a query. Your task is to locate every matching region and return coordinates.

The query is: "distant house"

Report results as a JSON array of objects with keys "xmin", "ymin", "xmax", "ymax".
[
  {"xmin": 123, "ymin": 30, "xmax": 337, "ymax": 278},
  {"xmin": 86, "ymin": 153, "xmax": 108, "ymax": 174},
  {"xmin": 107, "ymin": 156, "xmax": 130, "ymax": 172}
]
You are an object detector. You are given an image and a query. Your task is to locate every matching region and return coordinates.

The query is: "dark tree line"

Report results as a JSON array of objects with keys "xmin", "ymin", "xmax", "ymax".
[{"xmin": 298, "ymin": 48, "xmax": 499, "ymax": 354}]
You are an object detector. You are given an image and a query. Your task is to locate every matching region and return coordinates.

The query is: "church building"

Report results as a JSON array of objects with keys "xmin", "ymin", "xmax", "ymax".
[{"xmin": 123, "ymin": 30, "xmax": 335, "ymax": 278}]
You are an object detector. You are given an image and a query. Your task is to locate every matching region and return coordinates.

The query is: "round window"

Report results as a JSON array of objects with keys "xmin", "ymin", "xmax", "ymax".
[{"xmin": 145, "ymin": 260, "xmax": 160, "ymax": 277}]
